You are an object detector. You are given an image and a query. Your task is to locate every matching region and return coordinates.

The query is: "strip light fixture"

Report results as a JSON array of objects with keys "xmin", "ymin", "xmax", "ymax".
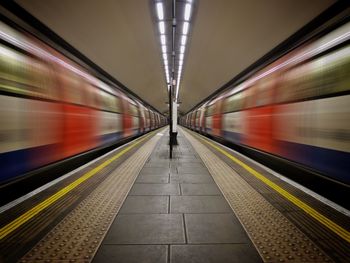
[
  {"xmin": 155, "ymin": 1, "xmax": 193, "ymax": 97},
  {"xmin": 156, "ymin": 2, "xmax": 170, "ymax": 84},
  {"xmin": 175, "ymin": 2, "xmax": 193, "ymax": 101}
]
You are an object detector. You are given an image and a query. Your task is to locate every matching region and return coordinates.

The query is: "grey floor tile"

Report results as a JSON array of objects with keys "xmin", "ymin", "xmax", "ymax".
[
  {"xmin": 181, "ymin": 183, "xmax": 221, "ymax": 195},
  {"xmin": 177, "ymin": 163, "xmax": 205, "ymax": 168},
  {"xmin": 170, "ymin": 244, "xmax": 262, "ymax": 263},
  {"xmin": 176, "ymin": 159, "xmax": 202, "ymax": 163},
  {"xmin": 147, "ymin": 158, "xmax": 170, "ymax": 164},
  {"xmin": 170, "ymin": 196, "xmax": 232, "ymax": 213},
  {"xmin": 178, "ymin": 167, "xmax": 209, "ymax": 175},
  {"xmin": 140, "ymin": 167, "xmax": 170, "ymax": 175},
  {"xmin": 185, "ymin": 214, "xmax": 249, "ymax": 243},
  {"xmin": 136, "ymin": 174, "xmax": 169, "ymax": 183},
  {"xmin": 119, "ymin": 196, "xmax": 169, "ymax": 214},
  {"xmin": 129, "ymin": 183, "xmax": 180, "ymax": 195},
  {"xmin": 144, "ymin": 162, "xmax": 170, "ymax": 168},
  {"xmin": 170, "ymin": 174, "xmax": 214, "ymax": 183},
  {"xmin": 104, "ymin": 214, "xmax": 185, "ymax": 244},
  {"xmin": 93, "ymin": 245, "xmax": 168, "ymax": 263}
]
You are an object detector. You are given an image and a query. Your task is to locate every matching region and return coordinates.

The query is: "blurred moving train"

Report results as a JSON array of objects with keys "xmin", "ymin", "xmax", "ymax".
[
  {"xmin": 181, "ymin": 21, "xmax": 350, "ymax": 185},
  {"xmin": 0, "ymin": 20, "xmax": 166, "ymax": 184}
]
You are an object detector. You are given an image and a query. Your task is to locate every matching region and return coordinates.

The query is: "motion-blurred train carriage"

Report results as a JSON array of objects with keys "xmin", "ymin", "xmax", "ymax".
[
  {"xmin": 0, "ymin": 20, "xmax": 166, "ymax": 184},
  {"xmin": 181, "ymin": 21, "xmax": 350, "ymax": 185}
]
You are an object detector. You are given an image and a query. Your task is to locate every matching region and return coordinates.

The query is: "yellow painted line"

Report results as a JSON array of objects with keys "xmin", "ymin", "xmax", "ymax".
[
  {"xmin": 191, "ymin": 131, "xmax": 350, "ymax": 243},
  {"xmin": 0, "ymin": 131, "xmax": 157, "ymax": 240}
]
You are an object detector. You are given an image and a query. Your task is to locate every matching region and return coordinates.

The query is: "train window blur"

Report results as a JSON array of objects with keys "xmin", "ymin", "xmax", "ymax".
[
  {"xmin": 194, "ymin": 110, "xmax": 199, "ymax": 122},
  {"xmin": 88, "ymin": 85, "xmax": 101, "ymax": 108},
  {"xmin": 206, "ymin": 103, "xmax": 215, "ymax": 116},
  {"xmin": 256, "ymin": 77, "xmax": 274, "ymax": 106},
  {"xmin": 277, "ymin": 62, "xmax": 309, "ymax": 103},
  {"xmin": 100, "ymin": 90, "xmax": 121, "ymax": 112},
  {"xmin": 223, "ymin": 92, "xmax": 243, "ymax": 113},
  {"xmin": 277, "ymin": 44, "xmax": 350, "ymax": 104},
  {"xmin": 28, "ymin": 59, "xmax": 55, "ymax": 99},
  {"xmin": 0, "ymin": 44, "xmax": 29, "ymax": 95},
  {"xmin": 311, "ymin": 46, "xmax": 350, "ymax": 96},
  {"xmin": 243, "ymin": 87, "xmax": 255, "ymax": 108},
  {"xmin": 145, "ymin": 108, "xmax": 150, "ymax": 120},
  {"xmin": 128, "ymin": 102, "xmax": 139, "ymax": 116},
  {"xmin": 61, "ymin": 71, "xmax": 85, "ymax": 105},
  {"xmin": 0, "ymin": 43, "xmax": 58, "ymax": 100}
]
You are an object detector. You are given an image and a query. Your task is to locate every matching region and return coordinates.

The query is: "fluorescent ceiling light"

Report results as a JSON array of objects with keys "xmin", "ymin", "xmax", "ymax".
[
  {"xmin": 179, "ymin": 53, "xmax": 184, "ymax": 60},
  {"xmin": 184, "ymin": 3, "xmax": 191, "ymax": 21},
  {"xmin": 183, "ymin": 22, "xmax": 189, "ymax": 35},
  {"xmin": 160, "ymin": 35, "xmax": 166, "ymax": 45},
  {"xmin": 159, "ymin": 21, "xmax": 165, "ymax": 34},
  {"xmin": 181, "ymin": 35, "xmax": 187, "ymax": 45},
  {"xmin": 163, "ymin": 53, "xmax": 167, "ymax": 60},
  {"xmin": 156, "ymin": 3, "xmax": 164, "ymax": 20},
  {"xmin": 180, "ymin": 45, "xmax": 185, "ymax": 54},
  {"xmin": 162, "ymin": 45, "xmax": 167, "ymax": 53}
]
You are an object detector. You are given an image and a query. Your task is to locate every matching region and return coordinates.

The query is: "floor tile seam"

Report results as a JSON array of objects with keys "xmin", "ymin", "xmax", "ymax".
[
  {"xmin": 171, "ymin": 243, "xmax": 251, "ymax": 245},
  {"xmin": 173, "ymin": 194, "xmax": 222, "ymax": 196},
  {"xmin": 171, "ymin": 212, "xmax": 233, "ymax": 215},
  {"xmin": 170, "ymin": 195, "xmax": 228, "ymax": 199},
  {"xmin": 182, "ymin": 213, "xmax": 188, "ymax": 244},
  {"xmin": 102, "ymin": 242, "xmax": 251, "ymax": 246},
  {"xmin": 119, "ymin": 212, "xmax": 175, "ymax": 215},
  {"xmin": 129, "ymin": 194, "xmax": 180, "ymax": 196},
  {"xmin": 97, "ymin": 244, "xmax": 169, "ymax": 246},
  {"xmin": 135, "ymin": 184, "xmax": 170, "ymax": 185},
  {"xmin": 167, "ymin": 196, "xmax": 171, "ymax": 213},
  {"xmin": 182, "ymin": 212, "xmax": 234, "ymax": 216},
  {"xmin": 181, "ymin": 128, "xmax": 335, "ymax": 263},
  {"xmin": 134, "ymin": 182, "xmax": 174, "ymax": 185},
  {"xmin": 167, "ymin": 244, "xmax": 171, "ymax": 263},
  {"xmin": 121, "ymin": 195, "xmax": 171, "ymax": 197},
  {"xmin": 180, "ymin": 183, "xmax": 219, "ymax": 185}
]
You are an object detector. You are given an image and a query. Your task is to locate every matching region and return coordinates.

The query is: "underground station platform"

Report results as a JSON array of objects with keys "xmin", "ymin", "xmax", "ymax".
[{"xmin": 0, "ymin": 126, "xmax": 349, "ymax": 263}]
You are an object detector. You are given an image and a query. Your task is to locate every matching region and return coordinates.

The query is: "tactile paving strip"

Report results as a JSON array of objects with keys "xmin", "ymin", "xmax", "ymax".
[
  {"xmin": 181, "ymin": 128, "xmax": 333, "ymax": 263},
  {"xmin": 19, "ymin": 129, "xmax": 164, "ymax": 263}
]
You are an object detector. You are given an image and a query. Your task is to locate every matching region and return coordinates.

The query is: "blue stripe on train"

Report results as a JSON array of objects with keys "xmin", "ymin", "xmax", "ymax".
[
  {"xmin": 0, "ymin": 148, "xmax": 30, "ymax": 183},
  {"xmin": 222, "ymin": 129, "xmax": 349, "ymax": 185},
  {"xmin": 100, "ymin": 131, "xmax": 123, "ymax": 145},
  {"xmin": 205, "ymin": 127, "xmax": 212, "ymax": 134},
  {"xmin": 0, "ymin": 132, "xmax": 126, "ymax": 184},
  {"xmin": 222, "ymin": 130, "xmax": 242, "ymax": 144},
  {"xmin": 278, "ymin": 141, "xmax": 350, "ymax": 185}
]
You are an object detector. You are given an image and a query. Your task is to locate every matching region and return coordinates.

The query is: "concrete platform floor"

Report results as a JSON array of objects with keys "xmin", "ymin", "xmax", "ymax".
[{"xmin": 93, "ymin": 130, "xmax": 262, "ymax": 263}]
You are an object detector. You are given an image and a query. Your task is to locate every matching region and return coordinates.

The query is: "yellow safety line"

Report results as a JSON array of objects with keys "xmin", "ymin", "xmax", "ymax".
[
  {"xmin": 191, "ymin": 131, "xmax": 350, "ymax": 243},
  {"xmin": 0, "ymin": 131, "xmax": 157, "ymax": 240}
]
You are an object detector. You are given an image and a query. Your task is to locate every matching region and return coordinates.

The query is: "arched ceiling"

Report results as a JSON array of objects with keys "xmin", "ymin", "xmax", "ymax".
[{"xmin": 16, "ymin": 0, "xmax": 334, "ymax": 113}]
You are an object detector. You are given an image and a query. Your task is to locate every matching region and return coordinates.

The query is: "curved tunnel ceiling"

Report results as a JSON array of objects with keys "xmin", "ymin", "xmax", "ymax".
[{"xmin": 16, "ymin": 0, "xmax": 334, "ymax": 113}]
